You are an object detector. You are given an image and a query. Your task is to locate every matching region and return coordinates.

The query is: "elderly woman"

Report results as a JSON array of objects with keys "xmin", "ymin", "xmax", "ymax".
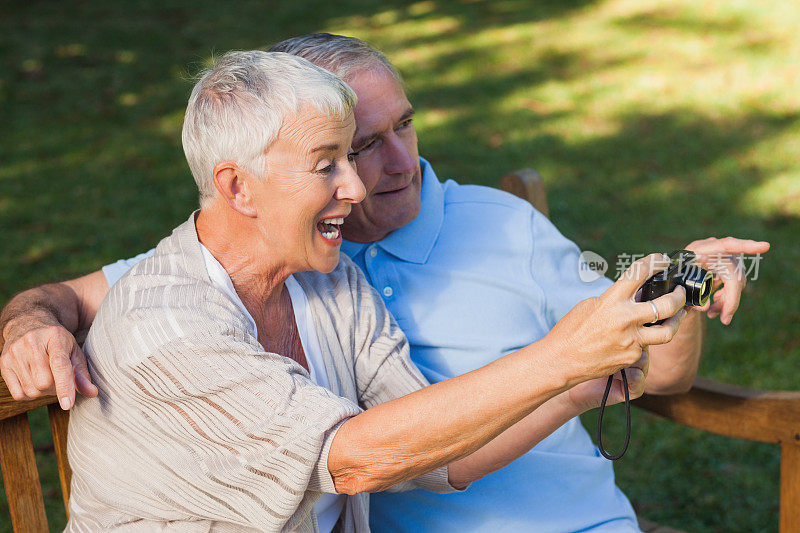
[{"xmin": 65, "ymin": 51, "xmax": 684, "ymax": 532}]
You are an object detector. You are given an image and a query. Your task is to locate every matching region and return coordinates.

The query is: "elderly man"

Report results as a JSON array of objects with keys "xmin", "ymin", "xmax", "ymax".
[{"xmin": 1, "ymin": 34, "xmax": 769, "ymax": 532}]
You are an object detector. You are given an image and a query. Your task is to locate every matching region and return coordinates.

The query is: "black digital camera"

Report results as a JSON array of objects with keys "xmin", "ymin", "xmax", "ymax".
[{"xmin": 640, "ymin": 250, "xmax": 713, "ymax": 324}]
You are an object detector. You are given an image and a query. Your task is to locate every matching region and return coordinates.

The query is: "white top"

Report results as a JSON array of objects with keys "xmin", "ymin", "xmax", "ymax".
[{"xmin": 199, "ymin": 244, "xmax": 344, "ymax": 533}]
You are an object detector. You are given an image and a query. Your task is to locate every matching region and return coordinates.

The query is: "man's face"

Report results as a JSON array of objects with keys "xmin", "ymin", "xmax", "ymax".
[{"xmin": 341, "ymin": 66, "xmax": 422, "ymax": 243}]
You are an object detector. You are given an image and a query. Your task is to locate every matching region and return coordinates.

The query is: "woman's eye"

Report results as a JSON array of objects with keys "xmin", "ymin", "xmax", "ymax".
[
  {"xmin": 316, "ymin": 162, "xmax": 335, "ymax": 174},
  {"xmin": 347, "ymin": 151, "xmax": 358, "ymax": 162}
]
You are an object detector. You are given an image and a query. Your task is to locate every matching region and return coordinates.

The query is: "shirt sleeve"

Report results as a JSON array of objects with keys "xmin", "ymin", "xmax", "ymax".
[
  {"xmin": 529, "ymin": 210, "xmax": 614, "ymax": 329},
  {"xmin": 339, "ymin": 258, "xmax": 461, "ymax": 494},
  {"xmin": 101, "ymin": 248, "xmax": 156, "ymax": 287},
  {"xmin": 78, "ymin": 291, "xmax": 362, "ymax": 529}
]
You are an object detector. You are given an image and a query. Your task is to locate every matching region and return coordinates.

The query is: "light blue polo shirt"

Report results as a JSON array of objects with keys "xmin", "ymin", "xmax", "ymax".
[
  {"xmin": 342, "ymin": 158, "xmax": 639, "ymax": 533},
  {"xmin": 102, "ymin": 158, "xmax": 640, "ymax": 532}
]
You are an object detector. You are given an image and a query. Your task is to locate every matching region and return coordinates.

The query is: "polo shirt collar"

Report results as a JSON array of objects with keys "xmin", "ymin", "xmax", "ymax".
[{"xmin": 341, "ymin": 157, "xmax": 444, "ymax": 264}]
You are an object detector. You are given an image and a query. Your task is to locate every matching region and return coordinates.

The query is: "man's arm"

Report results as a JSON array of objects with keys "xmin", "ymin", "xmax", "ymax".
[
  {"xmin": 0, "ymin": 271, "xmax": 108, "ymax": 408},
  {"xmin": 644, "ymin": 305, "xmax": 703, "ymax": 394}
]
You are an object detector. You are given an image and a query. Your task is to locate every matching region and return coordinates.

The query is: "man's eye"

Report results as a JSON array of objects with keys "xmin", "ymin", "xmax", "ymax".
[
  {"xmin": 347, "ymin": 151, "xmax": 358, "ymax": 162},
  {"xmin": 358, "ymin": 138, "xmax": 380, "ymax": 154},
  {"xmin": 397, "ymin": 118, "xmax": 413, "ymax": 130}
]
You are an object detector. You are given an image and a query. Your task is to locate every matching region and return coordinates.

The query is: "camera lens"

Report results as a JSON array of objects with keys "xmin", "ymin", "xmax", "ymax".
[
  {"xmin": 682, "ymin": 267, "xmax": 713, "ymax": 306},
  {"xmin": 700, "ymin": 275, "xmax": 712, "ymax": 303}
]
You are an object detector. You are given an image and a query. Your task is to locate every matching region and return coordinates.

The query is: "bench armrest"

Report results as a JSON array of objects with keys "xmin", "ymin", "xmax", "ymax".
[{"xmin": 634, "ymin": 377, "xmax": 800, "ymax": 444}]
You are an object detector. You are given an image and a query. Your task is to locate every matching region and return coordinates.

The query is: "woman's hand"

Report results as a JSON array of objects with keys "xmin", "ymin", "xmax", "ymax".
[
  {"xmin": 544, "ymin": 253, "xmax": 687, "ymax": 389},
  {"xmin": 685, "ymin": 237, "xmax": 770, "ymax": 324},
  {"xmin": 564, "ymin": 349, "xmax": 650, "ymax": 412}
]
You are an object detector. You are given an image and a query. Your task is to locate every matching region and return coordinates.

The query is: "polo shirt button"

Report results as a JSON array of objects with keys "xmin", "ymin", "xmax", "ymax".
[
  {"xmin": 369, "ymin": 247, "xmax": 378, "ymax": 258},
  {"xmin": 383, "ymin": 286, "xmax": 393, "ymax": 297}
]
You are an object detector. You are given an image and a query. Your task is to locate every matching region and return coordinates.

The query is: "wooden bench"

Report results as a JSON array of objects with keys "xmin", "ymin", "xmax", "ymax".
[
  {"xmin": 0, "ymin": 379, "xmax": 71, "ymax": 532},
  {"xmin": 1, "ymin": 170, "xmax": 799, "ymax": 531}
]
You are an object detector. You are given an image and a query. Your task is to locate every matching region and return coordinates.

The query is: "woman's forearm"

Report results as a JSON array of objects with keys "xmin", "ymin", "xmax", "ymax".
[
  {"xmin": 445, "ymin": 391, "xmax": 580, "ymax": 488},
  {"xmin": 327, "ymin": 337, "xmax": 573, "ymax": 495}
]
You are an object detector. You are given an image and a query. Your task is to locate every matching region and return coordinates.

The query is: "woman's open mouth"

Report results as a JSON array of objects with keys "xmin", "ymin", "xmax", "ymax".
[{"xmin": 317, "ymin": 217, "xmax": 344, "ymax": 242}]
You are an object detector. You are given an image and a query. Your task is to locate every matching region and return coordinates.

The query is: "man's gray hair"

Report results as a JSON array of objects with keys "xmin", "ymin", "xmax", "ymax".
[
  {"xmin": 182, "ymin": 50, "xmax": 357, "ymax": 206},
  {"xmin": 269, "ymin": 33, "xmax": 401, "ymax": 83}
]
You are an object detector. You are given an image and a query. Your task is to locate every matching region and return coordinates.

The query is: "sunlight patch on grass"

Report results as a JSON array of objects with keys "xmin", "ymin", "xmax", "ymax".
[
  {"xmin": 153, "ymin": 109, "xmax": 185, "ymax": 137},
  {"xmin": 371, "ymin": 8, "xmax": 399, "ymax": 26},
  {"xmin": 408, "ymin": 1, "xmax": 436, "ymax": 17},
  {"xmin": 54, "ymin": 43, "xmax": 87, "ymax": 58},
  {"xmin": 416, "ymin": 107, "xmax": 451, "ymax": 129},
  {"xmin": 22, "ymin": 238, "xmax": 59, "ymax": 264},
  {"xmin": 741, "ymin": 173, "xmax": 800, "ymax": 217},
  {"xmin": 115, "ymin": 50, "xmax": 137, "ymax": 64},
  {"xmin": 118, "ymin": 92, "xmax": 140, "ymax": 106},
  {"xmin": 0, "ymin": 159, "xmax": 45, "ymax": 180}
]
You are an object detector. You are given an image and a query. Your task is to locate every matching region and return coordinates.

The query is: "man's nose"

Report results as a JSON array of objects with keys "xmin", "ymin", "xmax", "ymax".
[{"xmin": 383, "ymin": 132, "xmax": 416, "ymax": 175}]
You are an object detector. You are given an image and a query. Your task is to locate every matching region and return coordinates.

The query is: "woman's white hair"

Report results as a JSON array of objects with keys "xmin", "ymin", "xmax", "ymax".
[{"xmin": 181, "ymin": 50, "xmax": 357, "ymax": 206}]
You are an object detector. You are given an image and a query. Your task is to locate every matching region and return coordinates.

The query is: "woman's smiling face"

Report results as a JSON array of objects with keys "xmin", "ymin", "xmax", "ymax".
[{"xmin": 250, "ymin": 108, "xmax": 365, "ymax": 274}]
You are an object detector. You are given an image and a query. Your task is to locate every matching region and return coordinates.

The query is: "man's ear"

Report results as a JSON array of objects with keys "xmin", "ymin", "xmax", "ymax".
[{"xmin": 212, "ymin": 162, "xmax": 257, "ymax": 217}]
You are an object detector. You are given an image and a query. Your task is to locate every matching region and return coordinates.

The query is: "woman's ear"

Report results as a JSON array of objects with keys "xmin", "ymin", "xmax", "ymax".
[{"xmin": 212, "ymin": 162, "xmax": 258, "ymax": 217}]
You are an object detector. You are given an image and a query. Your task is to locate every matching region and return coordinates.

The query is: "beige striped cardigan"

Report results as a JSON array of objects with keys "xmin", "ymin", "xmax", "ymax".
[{"xmin": 66, "ymin": 214, "xmax": 454, "ymax": 532}]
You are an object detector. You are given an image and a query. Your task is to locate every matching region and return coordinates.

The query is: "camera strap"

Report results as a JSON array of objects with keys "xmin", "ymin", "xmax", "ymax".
[{"xmin": 596, "ymin": 369, "xmax": 631, "ymax": 460}]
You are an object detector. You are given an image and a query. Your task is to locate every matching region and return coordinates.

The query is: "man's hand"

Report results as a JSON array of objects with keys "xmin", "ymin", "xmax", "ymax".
[
  {"xmin": 0, "ymin": 272, "xmax": 108, "ymax": 408},
  {"xmin": 685, "ymin": 237, "xmax": 771, "ymax": 324},
  {"xmin": 1, "ymin": 315, "xmax": 97, "ymax": 408}
]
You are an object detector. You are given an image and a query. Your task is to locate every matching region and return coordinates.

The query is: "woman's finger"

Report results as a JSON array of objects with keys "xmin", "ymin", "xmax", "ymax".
[
  {"xmin": 631, "ymin": 347, "xmax": 649, "ymax": 374},
  {"xmin": 606, "ymin": 365, "xmax": 647, "ymax": 404},
  {"xmin": 690, "ymin": 237, "xmax": 770, "ymax": 256},
  {"xmin": 718, "ymin": 272, "xmax": 744, "ymax": 325},
  {"xmin": 625, "ymin": 367, "xmax": 647, "ymax": 399},
  {"xmin": 636, "ymin": 285, "xmax": 686, "ymax": 325},
  {"xmin": 612, "ymin": 253, "xmax": 671, "ymax": 299},
  {"xmin": 638, "ymin": 308, "xmax": 686, "ymax": 346},
  {"xmin": 707, "ymin": 288, "xmax": 727, "ymax": 320},
  {"xmin": 708, "ymin": 287, "xmax": 741, "ymax": 325},
  {"xmin": 712, "ymin": 237, "xmax": 770, "ymax": 255}
]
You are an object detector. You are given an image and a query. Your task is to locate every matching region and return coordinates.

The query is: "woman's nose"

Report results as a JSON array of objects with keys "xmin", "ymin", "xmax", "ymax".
[{"xmin": 337, "ymin": 164, "xmax": 366, "ymax": 203}]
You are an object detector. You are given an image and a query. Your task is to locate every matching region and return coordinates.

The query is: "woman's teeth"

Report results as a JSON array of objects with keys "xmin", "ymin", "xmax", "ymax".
[{"xmin": 318, "ymin": 217, "xmax": 344, "ymax": 240}]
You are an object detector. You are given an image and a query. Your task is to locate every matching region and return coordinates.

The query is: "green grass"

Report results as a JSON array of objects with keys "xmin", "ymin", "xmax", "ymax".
[{"xmin": 2, "ymin": 0, "xmax": 798, "ymax": 531}]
